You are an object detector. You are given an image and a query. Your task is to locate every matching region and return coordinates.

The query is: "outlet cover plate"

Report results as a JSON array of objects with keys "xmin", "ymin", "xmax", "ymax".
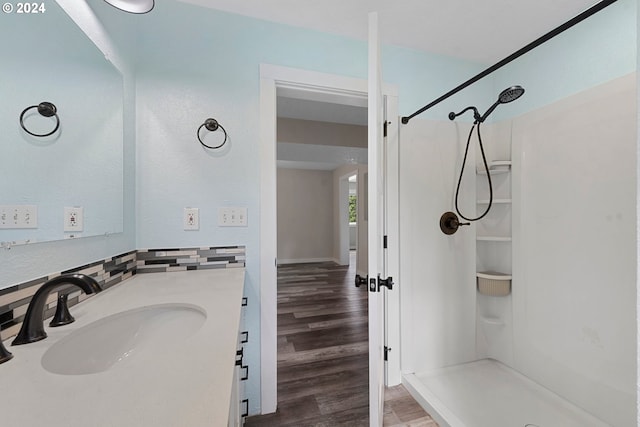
[
  {"xmin": 184, "ymin": 208, "xmax": 200, "ymax": 230},
  {"xmin": 64, "ymin": 207, "xmax": 84, "ymax": 232}
]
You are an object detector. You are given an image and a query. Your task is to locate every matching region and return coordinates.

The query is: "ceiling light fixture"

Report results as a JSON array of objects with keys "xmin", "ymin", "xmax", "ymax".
[{"xmin": 103, "ymin": 0, "xmax": 154, "ymax": 14}]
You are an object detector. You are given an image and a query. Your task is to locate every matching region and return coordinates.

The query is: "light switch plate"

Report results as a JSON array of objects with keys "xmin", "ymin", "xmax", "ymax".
[
  {"xmin": 0, "ymin": 205, "xmax": 38, "ymax": 229},
  {"xmin": 218, "ymin": 207, "xmax": 248, "ymax": 227}
]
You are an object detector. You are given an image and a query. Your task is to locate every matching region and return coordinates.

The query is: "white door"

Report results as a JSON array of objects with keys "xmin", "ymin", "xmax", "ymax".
[{"xmin": 368, "ymin": 11, "xmax": 385, "ymax": 426}]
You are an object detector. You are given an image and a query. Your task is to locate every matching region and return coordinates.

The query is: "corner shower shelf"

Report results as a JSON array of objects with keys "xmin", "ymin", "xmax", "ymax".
[
  {"xmin": 477, "ymin": 199, "xmax": 512, "ymax": 204},
  {"xmin": 477, "ymin": 271, "xmax": 512, "ymax": 296},
  {"xmin": 477, "ymin": 160, "xmax": 512, "ymax": 175},
  {"xmin": 477, "ymin": 236, "xmax": 512, "ymax": 242},
  {"xmin": 479, "ymin": 316, "xmax": 506, "ymax": 326}
]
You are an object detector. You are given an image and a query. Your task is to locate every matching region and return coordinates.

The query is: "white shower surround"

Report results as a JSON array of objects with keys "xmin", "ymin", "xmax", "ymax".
[{"xmin": 399, "ymin": 73, "xmax": 637, "ymax": 427}]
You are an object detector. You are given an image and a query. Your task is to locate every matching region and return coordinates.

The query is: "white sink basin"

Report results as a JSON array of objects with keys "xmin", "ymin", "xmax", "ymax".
[{"xmin": 41, "ymin": 304, "xmax": 206, "ymax": 375}]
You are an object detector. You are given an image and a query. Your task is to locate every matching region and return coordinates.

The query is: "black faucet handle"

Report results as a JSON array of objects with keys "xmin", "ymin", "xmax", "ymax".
[
  {"xmin": 0, "ymin": 331, "xmax": 13, "ymax": 364},
  {"xmin": 49, "ymin": 293, "xmax": 75, "ymax": 327}
]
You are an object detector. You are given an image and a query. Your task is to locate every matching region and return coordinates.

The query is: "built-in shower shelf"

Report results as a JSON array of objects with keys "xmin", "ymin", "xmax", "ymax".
[
  {"xmin": 479, "ymin": 316, "xmax": 506, "ymax": 326},
  {"xmin": 477, "ymin": 198, "xmax": 512, "ymax": 204},
  {"xmin": 477, "ymin": 236, "xmax": 512, "ymax": 242},
  {"xmin": 477, "ymin": 160, "xmax": 512, "ymax": 175}
]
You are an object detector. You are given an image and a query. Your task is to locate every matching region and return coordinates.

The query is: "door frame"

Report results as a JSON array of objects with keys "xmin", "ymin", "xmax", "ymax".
[
  {"xmin": 338, "ymin": 171, "xmax": 358, "ymax": 266},
  {"xmin": 259, "ymin": 63, "xmax": 398, "ymax": 414}
]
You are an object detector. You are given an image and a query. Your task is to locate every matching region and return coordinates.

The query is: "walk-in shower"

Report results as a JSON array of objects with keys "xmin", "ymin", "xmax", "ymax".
[{"xmin": 399, "ymin": 1, "xmax": 634, "ymax": 426}]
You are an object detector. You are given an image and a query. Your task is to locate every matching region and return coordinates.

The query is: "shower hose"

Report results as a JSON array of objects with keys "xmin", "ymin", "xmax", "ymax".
[{"xmin": 455, "ymin": 121, "xmax": 493, "ymax": 222}]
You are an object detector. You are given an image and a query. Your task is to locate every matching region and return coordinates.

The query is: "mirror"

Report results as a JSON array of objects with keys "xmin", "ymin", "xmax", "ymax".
[{"xmin": 0, "ymin": 3, "xmax": 124, "ymax": 245}]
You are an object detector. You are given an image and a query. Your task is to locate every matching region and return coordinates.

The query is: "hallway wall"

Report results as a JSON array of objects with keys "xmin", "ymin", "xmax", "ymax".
[{"xmin": 277, "ymin": 168, "xmax": 334, "ymax": 263}]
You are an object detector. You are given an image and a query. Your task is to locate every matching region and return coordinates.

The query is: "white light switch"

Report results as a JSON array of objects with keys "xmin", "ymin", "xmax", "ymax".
[
  {"xmin": 184, "ymin": 208, "xmax": 199, "ymax": 230},
  {"xmin": 218, "ymin": 207, "xmax": 248, "ymax": 227},
  {"xmin": 64, "ymin": 207, "xmax": 84, "ymax": 232},
  {"xmin": 0, "ymin": 205, "xmax": 38, "ymax": 229}
]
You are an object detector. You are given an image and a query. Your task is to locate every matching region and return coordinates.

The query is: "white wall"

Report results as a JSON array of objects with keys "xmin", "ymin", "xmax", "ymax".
[
  {"xmin": 511, "ymin": 74, "xmax": 636, "ymax": 426},
  {"xmin": 277, "ymin": 168, "xmax": 334, "ymax": 263},
  {"xmin": 399, "ymin": 119, "xmax": 478, "ymax": 375},
  {"xmin": 400, "ymin": 74, "xmax": 637, "ymax": 425}
]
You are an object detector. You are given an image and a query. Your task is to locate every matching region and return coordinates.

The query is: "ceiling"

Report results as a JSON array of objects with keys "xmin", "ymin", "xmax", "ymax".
[{"xmin": 177, "ymin": 0, "xmax": 601, "ymax": 64}]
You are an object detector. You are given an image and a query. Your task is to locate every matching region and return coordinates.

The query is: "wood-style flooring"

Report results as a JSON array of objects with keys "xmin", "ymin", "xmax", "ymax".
[{"xmin": 245, "ymin": 254, "xmax": 438, "ymax": 426}]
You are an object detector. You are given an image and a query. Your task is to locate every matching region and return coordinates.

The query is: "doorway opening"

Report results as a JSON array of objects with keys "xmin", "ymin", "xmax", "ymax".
[
  {"xmin": 268, "ymin": 87, "xmax": 370, "ymax": 423},
  {"xmin": 259, "ymin": 64, "xmax": 402, "ymax": 422}
]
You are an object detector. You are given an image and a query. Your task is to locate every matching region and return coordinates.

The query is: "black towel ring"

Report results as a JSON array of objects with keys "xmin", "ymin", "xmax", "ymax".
[
  {"xmin": 20, "ymin": 102, "xmax": 60, "ymax": 137},
  {"xmin": 197, "ymin": 118, "xmax": 227, "ymax": 149}
]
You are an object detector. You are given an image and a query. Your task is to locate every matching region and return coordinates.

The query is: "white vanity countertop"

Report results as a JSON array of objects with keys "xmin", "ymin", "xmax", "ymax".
[{"xmin": 1, "ymin": 268, "xmax": 245, "ymax": 427}]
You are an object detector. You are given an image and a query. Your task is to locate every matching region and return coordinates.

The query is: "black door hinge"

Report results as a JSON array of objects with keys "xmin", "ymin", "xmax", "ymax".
[
  {"xmin": 383, "ymin": 235, "xmax": 388, "ymax": 249},
  {"xmin": 384, "ymin": 346, "xmax": 391, "ymax": 361},
  {"xmin": 241, "ymin": 399, "xmax": 249, "ymax": 418},
  {"xmin": 235, "ymin": 347, "xmax": 249, "ymax": 380},
  {"xmin": 383, "ymin": 120, "xmax": 388, "ymax": 137}
]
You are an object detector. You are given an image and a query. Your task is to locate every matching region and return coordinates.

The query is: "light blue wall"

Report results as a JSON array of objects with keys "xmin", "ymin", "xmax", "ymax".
[
  {"xmin": 0, "ymin": 1, "xmax": 136, "ymax": 289},
  {"xmin": 491, "ymin": 0, "xmax": 637, "ymax": 122},
  {"xmin": 383, "ymin": 45, "xmax": 492, "ymax": 120}
]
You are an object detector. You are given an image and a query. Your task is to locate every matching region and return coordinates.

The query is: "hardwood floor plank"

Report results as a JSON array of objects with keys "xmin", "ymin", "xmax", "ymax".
[
  {"xmin": 277, "ymin": 369, "xmax": 368, "ymax": 403},
  {"xmin": 315, "ymin": 385, "xmax": 370, "ymax": 415},
  {"xmin": 277, "ymin": 354, "xmax": 367, "ymax": 383},
  {"xmin": 308, "ymin": 315, "xmax": 369, "ymax": 330},
  {"xmin": 277, "ymin": 341, "xmax": 368, "ymax": 367}
]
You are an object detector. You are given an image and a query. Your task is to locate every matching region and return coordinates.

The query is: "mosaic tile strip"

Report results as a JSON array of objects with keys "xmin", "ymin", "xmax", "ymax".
[
  {"xmin": 0, "ymin": 246, "xmax": 246, "ymax": 341},
  {"xmin": 0, "ymin": 250, "xmax": 137, "ymax": 341},
  {"xmin": 136, "ymin": 246, "xmax": 246, "ymax": 273}
]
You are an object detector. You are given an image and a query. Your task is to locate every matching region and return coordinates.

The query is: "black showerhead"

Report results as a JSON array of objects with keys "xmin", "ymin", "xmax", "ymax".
[
  {"xmin": 448, "ymin": 85, "xmax": 525, "ymax": 123},
  {"xmin": 478, "ymin": 85, "xmax": 525, "ymax": 122},
  {"xmin": 498, "ymin": 85, "xmax": 525, "ymax": 104}
]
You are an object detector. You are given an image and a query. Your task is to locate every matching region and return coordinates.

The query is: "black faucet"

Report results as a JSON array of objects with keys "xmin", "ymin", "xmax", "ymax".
[{"xmin": 11, "ymin": 274, "xmax": 102, "ymax": 346}]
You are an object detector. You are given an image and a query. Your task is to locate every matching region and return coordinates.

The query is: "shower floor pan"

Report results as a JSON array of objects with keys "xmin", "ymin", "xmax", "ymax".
[{"xmin": 403, "ymin": 359, "xmax": 608, "ymax": 427}]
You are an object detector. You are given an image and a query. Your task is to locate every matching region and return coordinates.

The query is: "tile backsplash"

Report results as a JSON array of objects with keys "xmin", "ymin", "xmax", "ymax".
[
  {"xmin": 137, "ymin": 246, "xmax": 246, "ymax": 273},
  {"xmin": 0, "ymin": 245, "xmax": 245, "ymax": 341}
]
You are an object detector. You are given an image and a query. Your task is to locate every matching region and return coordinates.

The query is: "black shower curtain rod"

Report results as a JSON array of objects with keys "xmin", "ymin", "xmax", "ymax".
[{"xmin": 400, "ymin": 0, "xmax": 619, "ymax": 125}]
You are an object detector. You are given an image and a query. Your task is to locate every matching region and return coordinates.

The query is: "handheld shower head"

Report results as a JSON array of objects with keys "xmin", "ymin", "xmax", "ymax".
[
  {"xmin": 448, "ymin": 85, "xmax": 525, "ymax": 123},
  {"xmin": 498, "ymin": 85, "xmax": 525, "ymax": 104},
  {"xmin": 479, "ymin": 85, "xmax": 525, "ymax": 122}
]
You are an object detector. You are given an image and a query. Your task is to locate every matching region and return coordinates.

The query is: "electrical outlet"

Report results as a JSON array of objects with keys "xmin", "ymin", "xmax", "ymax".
[
  {"xmin": 218, "ymin": 207, "xmax": 248, "ymax": 227},
  {"xmin": 184, "ymin": 208, "xmax": 199, "ymax": 230},
  {"xmin": 0, "ymin": 205, "xmax": 37, "ymax": 229},
  {"xmin": 64, "ymin": 207, "xmax": 84, "ymax": 232}
]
